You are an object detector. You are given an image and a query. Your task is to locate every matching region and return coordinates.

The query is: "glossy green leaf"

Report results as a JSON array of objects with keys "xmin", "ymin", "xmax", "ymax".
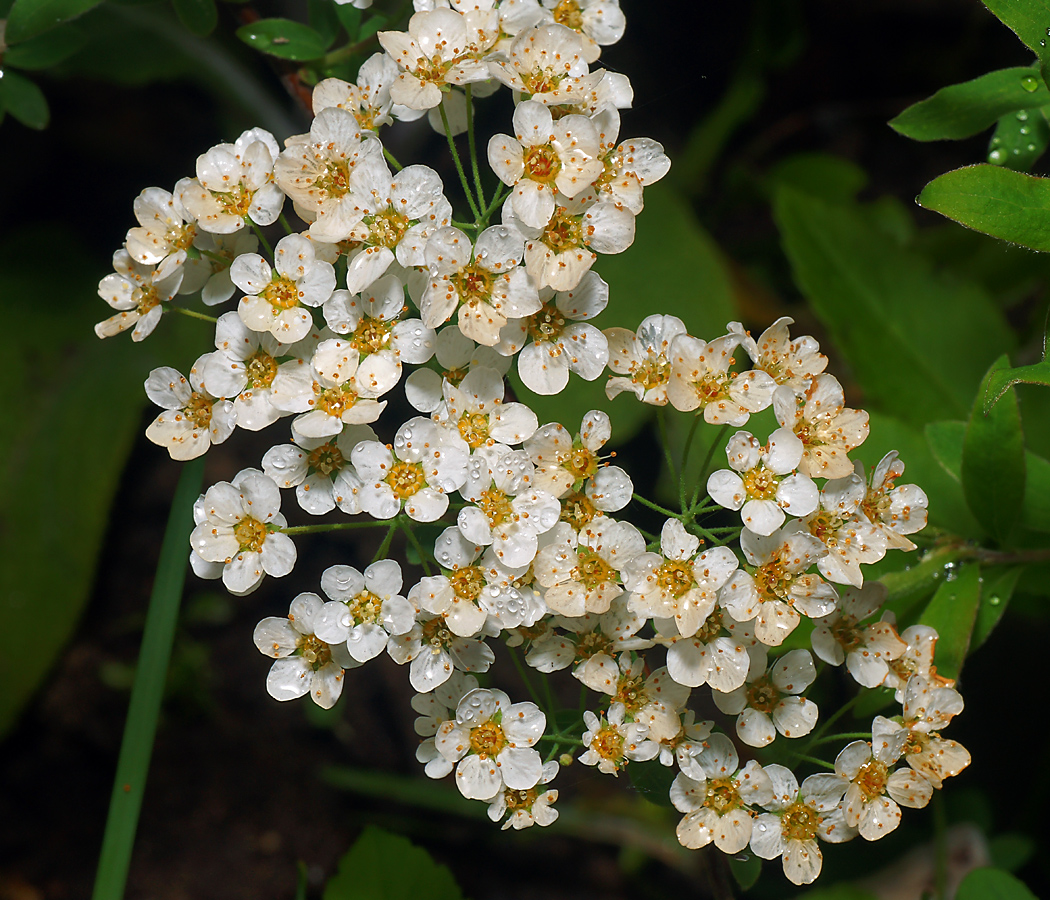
[
  {"xmin": 878, "ymin": 543, "xmax": 963, "ymax": 624},
  {"xmin": 956, "ymin": 867, "xmax": 1038, "ymax": 900},
  {"xmin": 0, "ymin": 69, "xmax": 49, "ymax": 129},
  {"xmin": 889, "ymin": 67, "xmax": 1050, "ymax": 141},
  {"xmin": 323, "ymin": 826, "xmax": 464, "ymax": 900},
  {"xmin": 236, "ymin": 18, "xmax": 329, "ymax": 60},
  {"xmin": 728, "ymin": 854, "xmax": 761, "ymax": 891},
  {"xmin": 985, "ymin": 356, "xmax": 1050, "ymax": 409},
  {"xmin": 4, "ymin": 0, "xmax": 102, "ymax": 41},
  {"xmin": 971, "ymin": 564, "xmax": 1023, "ymax": 650},
  {"xmin": 987, "ymin": 107, "xmax": 1050, "ymax": 170},
  {"xmin": 308, "ymin": 0, "xmax": 340, "ymax": 47},
  {"xmin": 919, "ymin": 560, "xmax": 981, "ymax": 680},
  {"xmin": 962, "ymin": 355, "xmax": 1026, "ymax": 543},
  {"xmin": 918, "ymin": 164, "xmax": 1050, "ymax": 251},
  {"xmin": 1, "ymin": 21, "xmax": 86, "ymax": 68},
  {"xmin": 775, "ymin": 188, "xmax": 1013, "ymax": 427},
  {"xmin": 981, "ymin": 0, "xmax": 1050, "ymax": 68},
  {"xmin": 513, "ymin": 182, "xmax": 736, "ymax": 441},
  {"xmin": 627, "ymin": 759, "xmax": 676, "ymax": 807},
  {"xmin": 925, "ymin": 420, "xmax": 965, "ymax": 482},
  {"xmin": 1021, "ymin": 449, "xmax": 1050, "ymax": 531},
  {"xmin": 172, "ymin": 0, "xmax": 217, "ymax": 36},
  {"xmin": 358, "ymin": 12, "xmax": 387, "ymax": 41},
  {"xmin": 333, "ymin": 2, "xmax": 361, "ymax": 37}
]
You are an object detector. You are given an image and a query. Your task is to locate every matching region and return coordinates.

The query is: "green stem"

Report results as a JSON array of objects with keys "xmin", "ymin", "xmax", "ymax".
[
  {"xmin": 464, "ymin": 84, "xmax": 487, "ymax": 217},
  {"xmin": 167, "ymin": 307, "xmax": 218, "ymax": 324},
  {"xmin": 372, "ymin": 522, "xmax": 399, "ymax": 564},
  {"xmin": 657, "ymin": 408, "xmax": 678, "ymax": 505},
  {"xmin": 799, "ymin": 691, "xmax": 865, "ymax": 754},
  {"xmin": 280, "ymin": 520, "xmax": 393, "ymax": 535},
  {"xmin": 632, "ymin": 492, "xmax": 682, "ymax": 519},
  {"xmin": 679, "ymin": 414, "xmax": 703, "ymax": 513},
  {"xmin": 383, "ymin": 146, "xmax": 404, "ymax": 172},
  {"xmin": 399, "ymin": 518, "xmax": 434, "ymax": 576},
  {"xmin": 92, "ymin": 456, "xmax": 205, "ymax": 900},
  {"xmin": 692, "ymin": 423, "xmax": 728, "ymax": 508},
  {"xmin": 439, "ymin": 99, "xmax": 483, "ymax": 222},
  {"xmin": 251, "ymin": 221, "xmax": 274, "ymax": 258},
  {"xmin": 316, "ymin": 33, "xmax": 381, "ymax": 69},
  {"xmin": 481, "ymin": 182, "xmax": 510, "ymax": 220},
  {"xmin": 278, "ymin": 212, "xmax": 295, "ymax": 235},
  {"xmin": 792, "ymin": 754, "xmax": 835, "ymax": 772},
  {"xmin": 507, "ymin": 645, "xmax": 546, "ymax": 711},
  {"xmin": 196, "ymin": 248, "xmax": 231, "ymax": 266}
]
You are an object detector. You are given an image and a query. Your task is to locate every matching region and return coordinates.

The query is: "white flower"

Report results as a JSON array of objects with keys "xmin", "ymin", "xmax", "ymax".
[
  {"xmin": 311, "ymin": 561, "xmax": 416, "ymax": 662},
  {"xmin": 435, "ymin": 365, "xmax": 539, "ymax": 451},
  {"xmin": 436, "ymin": 688, "xmax": 546, "ymax": 799},
  {"xmin": 378, "ymin": 8, "xmax": 495, "ymax": 112},
  {"xmin": 670, "ymin": 733, "xmax": 775, "ymax": 853},
  {"xmin": 189, "ymin": 468, "xmax": 296, "ymax": 595},
  {"xmin": 858, "ymin": 451, "xmax": 929, "ymax": 551},
  {"xmin": 262, "ymin": 424, "xmax": 376, "ymax": 516},
  {"xmin": 232, "ymin": 234, "xmax": 336, "ymax": 343},
  {"xmin": 811, "ymin": 582, "xmax": 906, "ymax": 688},
  {"xmin": 125, "ymin": 186, "xmax": 197, "ymax": 280},
  {"xmin": 667, "ymin": 333, "xmax": 777, "ymax": 425},
  {"xmin": 728, "ymin": 316, "xmax": 828, "ymax": 394},
  {"xmin": 706, "ymin": 428, "xmax": 819, "ymax": 536},
  {"xmin": 598, "ymin": 655, "xmax": 690, "ymax": 742},
  {"xmin": 421, "ymin": 224, "xmax": 539, "ymax": 345},
  {"xmin": 178, "ymin": 128, "xmax": 284, "ymax": 234},
  {"xmin": 589, "ymin": 106, "xmax": 669, "ymax": 214},
  {"xmin": 882, "ymin": 624, "xmax": 955, "ymax": 703},
  {"xmin": 144, "ymin": 354, "xmax": 235, "ymax": 460},
  {"xmin": 713, "ymin": 648, "xmax": 819, "ymax": 747},
  {"xmin": 773, "ymin": 376, "xmax": 869, "ymax": 479},
  {"xmin": 488, "ymin": 100, "xmax": 603, "ymax": 229},
  {"xmin": 388, "ymin": 611, "xmax": 496, "ymax": 692},
  {"xmin": 750, "ymin": 766, "xmax": 853, "ymax": 885},
  {"xmin": 497, "ymin": 272, "xmax": 610, "ymax": 395},
  {"xmin": 622, "ymin": 518, "xmax": 738, "ymax": 637},
  {"xmin": 488, "ymin": 23, "xmax": 603, "ymax": 106},
  {"xmin": 274, "ymin": 108, "xmax": 387, "ymax": 242},
  {"xmin": 312, "ymin": 53, "xmax": 401, "ymax": 132},
  {"xmin": 95, "ymin": 249, "xmax": 182, "ymax": 341},
  {"xmin": 182, "ymin": 230, "xmax": 259, "ymax": 307},
  {"xmin": 539, "ymin": 0, "xmax": 625, "ymax": 62},
  {"xmin": 253, "ymin": 593, "xmax": 356, "ymax": 709},
  {"xmin": 487, "ymin": 759, "xmax": 560, "ymax": 829},
  {"xmin": 835, "ymin": 740, "xmax": 933, "ymax": 841},
  {"xmin": 414, "ymin": 671, "xmax": 482, "ymax": 779},
  {"xmin": 604, "ymin": 314, "xmax": 688, "ymax": 405},
  {"xmin": 657, "ymin": 607, "xmax": 752, "ymax": 694},
  {"xmin": 523, "ymin": 409, "xmax": 626, "ymax": 501},
  {"xmin": 404, "ymin": 324, "xmax": 511, "ymax": 413},
  {"xmin": 719, "ymin": 523, "xmax": 837, "ymax": 647},
  {"xmin": 578, "ymin": 702, "xmax": 658, "ymax": 775}
]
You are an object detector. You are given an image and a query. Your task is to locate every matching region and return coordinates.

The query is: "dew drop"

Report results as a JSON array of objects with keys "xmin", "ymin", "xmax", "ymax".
[
  {"xmin": 1029, "ymin": 143, "xmax": 1037, "ymax": 151},
  {"xmin": 991, "ymin": 136, "xmax": 1002, "ymax": 146},
  {"xmin": 943, "ymin": 561, "xmax": 958, "ymax": 582},
  {"xmin": 1042, "ymin": 40, "xmax": 1047, "ymax": 47},
  {"xmin": 989, "ymin": 149, "xmax": 1004, "ymax": 163},
  {"xmin": 1017, "ymin": 110, "xmax": 1029, "ymax": 121},
  {"xmin": 1022, "ymin": 75, "xmax": 1040, "ymax": 92},
  {"xmin": 989, "ymin": 595, "xmax": 1001, "ymax": 606},
  {"xmin": 1013, "ymin": 148, "xmax": 1022, "ymax": 154}
]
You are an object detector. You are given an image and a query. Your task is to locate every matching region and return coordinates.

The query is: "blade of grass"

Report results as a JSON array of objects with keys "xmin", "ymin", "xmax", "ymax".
[{"xmin": 92, "ymin": 456, "xmax": 205, "ymax": 900}]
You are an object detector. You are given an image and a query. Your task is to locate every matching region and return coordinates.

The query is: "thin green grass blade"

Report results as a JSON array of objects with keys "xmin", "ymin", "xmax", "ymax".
[{"xmin": 92, "ymin": 456, "xmax": 205, "ymax": 900}]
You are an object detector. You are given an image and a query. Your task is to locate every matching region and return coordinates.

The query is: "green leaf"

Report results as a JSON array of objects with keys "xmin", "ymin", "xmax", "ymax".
[
  {"xmin": 988, "ymin": 834, "xmax": 1037, "ymax": 873},
  {"xmin": 4, "ymin": 0, "xmax": 103, "ymax": 42},
  {"xmin": 925, "ymin": 420, "xmax": 965, "ymax": 481},
  {"xmin": 987, "ymin": 107, "xmax": 1050, "ymax": 171},
  {"xmin": 512, "ymin": 182, "xmax": 736, "ymax": 441},
  {"xmin": 889, "ymin": 67, "xmax": 1050, "ymax": 141},
  {"xmin": 323, "ymin": 826, "xmax": 464, "ymax": 900},
  {"xmin": 956, "ymin": 867, "xmax": 1038, "ymax": 900},
  {"xmin": 918, "ymin": 560, "xmax": 981, "ymax": 680},
  {"xmin": 236, "ymin": 18, "xmax": 329, "ymax": 60},
  {"xmin": 878, "ymin": 544, "xmax": 962, "ymax": 624},
  {"xmin": 358, "ymin": 12, "xmax": 387, "ymax": 42},
  {"xmin": 1, "ymin": 21, "xmax": 87, "ymax": 68},
  {"xmin": 981, "ymin": 0, "xmax": 1050, "ymax": 69},
  {"xmin": 0, "ymin": 69, "xmax": 50, "ymax": 129},
  {"xmin": 626, "ymin": 758, "xmax": 675, "ymax": 807},
  {"xmin": 1021, "ymin": 449, "xmax": 1050, "ymax": 531},
  {"xmin": 962, "ymin": 354, "xmax": 1026, "ymax": 543},
  {"xmin": 918, "ymin": 164, "xmax": 1050, "ymax": 252},
  {"xmin": 333, "ymin": 2, "xmax": 361, "ymax": 38},
  {"xmin": 985, "ymin": 357, "xmax": 1050, "ymax": 410},
  {"xmin": 308, "ymin": 0, "xmax": 340, "ymax": 48},
  {"xmin": 727, "ymin": 854, "xmax": 761, "ymax": 891},
  {"xmin": 971, "ymin": 565, "xmax": 1023, "ymax": 650},
  {"xmin": 775, "ymin": 188, "xmax": 1013, "ymax": 428},
  {"xmin": 172, "ymin": 0, "xmax": 217, "ymax": 36},
  {"xmin": 766, "ymin": 152, "xmax": 868, "ymax": 203}
]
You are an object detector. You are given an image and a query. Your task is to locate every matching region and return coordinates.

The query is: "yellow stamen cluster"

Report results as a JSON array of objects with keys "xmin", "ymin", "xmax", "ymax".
[
  {"xmin": 316, "ymin": 159, "xmax": 353, "ymax": 198},
  {"xmin": 656, "ymin": 560, "xmax": 694, "ymax": 599},
  {"xmin": 183, "ymin": 392, "xmax": 214, "ymax": 430},
  {"xmin": 478, "ymin": 489, "xmax": 515, "ymax": 527},
  {"xmin": 315, "ymin": 384, "xmax": 358, "ymax": 419},
  {"xmin": 853, "ymin": 758, "xmax": 888, "ymax": 800},
  {"xmin": 216, "ymin": 185, "xmax": 254, "ymax": 217},
  {"xmin": 505, "ymin": 787, "xmax": 538, "ymax": 811},
  {"xmin": 458, "ymin": 412, "xmax": 491, "ymax": 448},
  {"xmin": 613, "ymin": 673, "xmax": 647, "ymax": 714},
  {"xmin": 566, "ymin": 446, "xmax": 598, "ymax": 481},
  {"xmin": 245, "ymin": 351, "xmax": 279, "ymax": 389},
  {"xmin": 743, "ymin": 465, "xmax": 779, "ymax": 500},
  {"xmin": 706, "ymin": 777, "xmax": 743, "ymax": 814},
  {"xmin": 469, "ymin": 719, "xmax": 507, "ymax": 758},
  {"xmin": 753, "ymin": 557, "xmax": 793, "ymax": 603},
  {"xmin": 308, "ymin": 441, "xmax": 345, "ymax": 476},
  {"xmin": 744, "ymin": 676, "xmax": 780, "ymax": 714},
  {"xmin": 261, "ymin": 276, "xmax": 300, "ymax": 311},
  {"xmin": 590, "ymin": 722, "xmax": 625, "ymax": 765},
  {"xmin": 541, "ymin": 208, "xmax": 584, "ymax": 252},
  {"xmin": 550, "ymin": 0, "xmax": 584, "ymax": 30},
  {"xmin": 780, "ymin": 800, "xmax": 820, "ymax": 842},
  {"xmin": 527, "ymin": 300, "xmax": 567, "ymax": 343},
  {"xmin": 352, "ymin": 317, "xmax": 393, "ymax": 356},
  {"xmin": 574, "ymin": 630, "xmax": 613, "ymax": 661},
  {"xmin": 386, "ymin": 460, "xmax": 427, "ymax": 499},
  {"xmin": 453, "ymin": 263, "xmax": 495, "ymax": 305},
  {"xmin": 560, "ymin": 490, "xmax": 599, "ymax": 530},
  {"xmin": 449, "ymin": 566, "xmax": 486, "ymax": 603},
  {"xmin": 297, "ymin": 634, "xmax": 333, "ymax": 670},
  {"xmin": 234, "ymin": 515, "xmax": 269, "ymax": 553},
  {"xmin": 523, "ymin": 144, "xmax": 562, "ymax": 184},
  {"xmin": 574, "ymin": 547, "xmax": 616, "ymax": 589},
  {"xmin": 347, "ymin": 590, "xmax": 383, "ymax": 626},
  {"xmin": 367, "ymin": 208, "xmax": 411, "ymax": 248}
]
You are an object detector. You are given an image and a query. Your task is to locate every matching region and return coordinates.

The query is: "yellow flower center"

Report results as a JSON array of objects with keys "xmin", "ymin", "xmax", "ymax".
[
  {"xmin": 216, "ymin": 184, "xmax": 254, "ymax": 217},
  {"xmin": 551, "ymin": 0, "xmax": 584, "ymax": 30},
  {"xmin": 522, "ymin": 67, "xmax": 564, "ymax": 96},
  {"xmin": 453, "ymin": 263, "xmax": 494, "ymax": 304},
  {"xmin": 505, "ymin": 787, "xmax": 538, "ymax": 811},
  {"xmin": 523, "ymin": 144, "xmax": 562, "ymax": 184},
  {"xmin": 633, "ymin": 356, "xmax": 670, "ymax": 392},
  {"xmin": 367, "ymin": 208, "xmax": 411, "ymax": 248},
  {"xmin": 478, "ymin": 489, "xmax": 515, "ymax": 527},
  {"xmin": 347, "ymin": 590, "xmax": 383, "ymax": 626},
  {"xmin": 806, "ymin": 510, "xmax": 843, "ymax": 543},
  {"xmin": 261, "ymin": 275, "xmax": 300, "ymax": 311},
  {"xmin": 613, "ymin": 673, "xmax": 646, "ymax": 715},
  {"xmin": 386, "ymin": 460, "xmax": 427, "ymax": 499},
  {"xmin": 566, "ymin": 446, "xmax": 598, "ymax": 481},
  {"xmin": 457, "ymin": 412, "xmax": 491, "ymax": 448},
  {"xmin": 574, "ymin": 630, "xmax": 613, "ymax": 661},
  {"xmin": 314, "ymin": 384, "xmax": 358, "ymax": 418},
  {"xmin": 694, "ymin": 609, "xmax": 724, "ymax": 643},
  {"xmin": 245, "ymin": 351, "xmax": 279, "ymax": 389},
  {"xmin": 450, "ymin": 566, "xmax": 486, "ymax": 603},
  {"xmin": 183, "ymin": 392, "xmax": 213, "ymax": 430},
  {"xmin": 526, "ymin": 300, "xmax": 567, "ymax": 343},
  {"xmin": 136, "ymin": 284, "xmax": 162, "ymax": 316},
  {"xmin": 469, "ymin": 719, "xmax": 507, "ymax": 758},
  {"xmin": 297, "ymin": 634, "xmax": 332, "ymax": 669},
  {"xmin": 854, "ymin": 758, "xmax": 888, "ymax": 800},
  {"xmin": 591, "ymin": 722, "xmax": 625, "ymax": 765},
  {"xmin": 308, "ymin": 440, "xmax": 345, "ymax": 476},
  {"xmin": 560, "ymin": 490, "xmax": 599, "ymax": 530},
  {"xmin": 574, "ymin": 547, "xmax": 616, "ymax": 589},
  {"xmin": 753, "ymin": 558, "xmax": 792, "ymax": 603},
  {"xmin": 317, "ymin": 159, "xmax": 353, "ymax": 198},
  {"xmin": 744, "ymin": 676, "xmax": 780, "ymax": 714},
  {"xmin": 541, "ymin": 208, "xmax": 584, "ymax": 252},
  {"xmin": 706, "ymin": 777, "xmax": 743, "ymax": 814},
  {"xmin": 234, "ymin": 515, "xmax": 269, "ymax": 552},
  {"xmin": 351, "ymin": 316, "xmax": 393, "ymax": 357},
  {"xmin": 780, "ymin": 800, "xmax": 820, "ymax": 843},
  {"xmin": 743, "ymin": 465, "xmax": 779, "ymax": 500},
  {"xmin": 656, "ymin": 560, "xmax": 694, "ymax": 599},
  {"xmin": 420, "ymin": 617, "xmax": 454, "ymax": 650}
]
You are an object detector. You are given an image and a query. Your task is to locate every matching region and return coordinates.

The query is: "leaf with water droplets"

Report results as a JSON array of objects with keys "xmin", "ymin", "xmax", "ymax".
[
  {"xmin": 918, "ymin": 560, "xmax": 981, "ymax": 680},
  {"xmin": 236, "ymin": 18, "xmax": 331, "ymax": 60},
  {"xmin": 3, "ymin": 0, "xmax": 102, "ymax": 42},
  {"xmin": 890, "ymin": 67, "xmax": 1049, "ymax": 141},
  {"xmin": 971, "ymin": 565, "xmax": 1023, "ymax": 650},
  {"xmin": 987, "ymin": 107, "xmax": 1050, "ymax": 171},
  {"xmin": 962, "ymin": 354, "xmax": 1026, "ymax": 544}
]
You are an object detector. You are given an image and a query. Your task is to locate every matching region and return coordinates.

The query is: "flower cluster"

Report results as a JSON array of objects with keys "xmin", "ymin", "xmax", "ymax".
[{"xmin": 98, "ymin": 0, "xmax": 965, "ymax": 884}]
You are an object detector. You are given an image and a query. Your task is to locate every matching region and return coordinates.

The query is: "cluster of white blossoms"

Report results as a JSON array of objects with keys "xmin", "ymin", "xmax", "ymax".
[{"xmin": 97, "ymin": 0, "xmax": 968, "ymax": 884}]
